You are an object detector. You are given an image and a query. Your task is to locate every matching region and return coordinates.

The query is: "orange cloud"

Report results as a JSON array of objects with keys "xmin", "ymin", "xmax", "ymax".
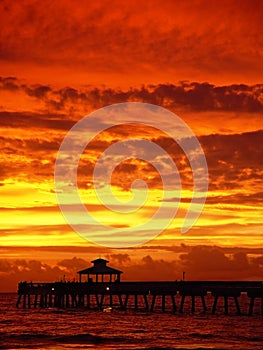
[
  {"xmin": 0, "ymin": 77, "xmax": 262, "ymax": 256},
  {"xmin": 0, "ymin": 1, "xmax": 263, "ymax": 85},
  {"xmin": 1, "ymin": 247, "xmax": 262, "ymax": 291}
]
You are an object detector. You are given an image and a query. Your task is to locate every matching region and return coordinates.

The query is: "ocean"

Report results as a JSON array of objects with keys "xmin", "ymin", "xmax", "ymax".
[{"xmin": 0, "ymin": 293, "xmax": 262, "ymax": 350}]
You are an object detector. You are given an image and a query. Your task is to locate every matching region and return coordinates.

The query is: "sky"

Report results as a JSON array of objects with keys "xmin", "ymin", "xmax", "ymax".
[{"xmin": 0, "ymin": 0, "xmax": 263, "ymax": 291}]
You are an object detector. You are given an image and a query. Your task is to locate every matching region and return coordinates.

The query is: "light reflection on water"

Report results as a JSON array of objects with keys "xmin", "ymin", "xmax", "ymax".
[{"xmin": 0, "ymin": 293, "xmax": 262, "ymax": 349}]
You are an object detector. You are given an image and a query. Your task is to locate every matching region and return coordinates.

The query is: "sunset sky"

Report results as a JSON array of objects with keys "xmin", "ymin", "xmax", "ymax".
[{"xmin": 0, "ymin": 0, "xmax": 262, "ymax": 291}]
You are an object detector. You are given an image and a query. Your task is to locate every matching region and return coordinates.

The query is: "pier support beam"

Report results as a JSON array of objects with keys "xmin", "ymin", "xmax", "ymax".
[
  {"xmin": 143, "ymin": 295, "xmax": 149, "ymax": 311},
  {"xmin": 118, "ymin": 294, "xmax": 123, "ymax": 308},
  {"xmin": 71, "ymin": 294, "xmax": 77, "ymax": 307},
  {"xmin": 212, "ymin": 296, "xmax": 218, "ymax": 315},
  {"xmin": 22, "ymin": 294, "xmax": 26, "ymax": 308},
  {"xmin": 27, "ymin": 294, "xmax": 31, "ymax": 308},
  {"xmin": 95, "ymin": 294, "xmax": 100, "ymax": 309},
  {"xmin": 150, "ymin": 295, "xmax": 156, "ymax": 312},
  {"xmin": 15, "ymin": 280, "xmax": 262, "ymax": 314},
  {"xmin": 100, "ymin": 294, "xmax": 104, "ymax": 309},
  {"xmin": 179, "ymin": 295, "xmax": 185, "ymax": 313},
  {"xmin": 171, "ymin": 295, "xmax": 176, "ymax": 312},
  {"xmin": 234, "ymin": 296, "xmax": 241, "ymax": 315}
]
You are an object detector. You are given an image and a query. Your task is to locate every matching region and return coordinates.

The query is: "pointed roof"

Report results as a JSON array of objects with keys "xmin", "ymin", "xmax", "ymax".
[
  {"xmin": 91, "ymin": 258, "xmax": 109, "ymax": 264},
  {"xmin": 77, "ymin": 258, "xmax": 123, "ymax": 275}
]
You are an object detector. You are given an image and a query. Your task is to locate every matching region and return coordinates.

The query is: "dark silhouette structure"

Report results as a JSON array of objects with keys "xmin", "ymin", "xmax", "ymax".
[
  {"xmin": 77, "ymin": 258, "xmax": 123, "ymax": 283},
  {"xmin": 16, "ymin": 258, "xmax": 263, "ymax": 315}
]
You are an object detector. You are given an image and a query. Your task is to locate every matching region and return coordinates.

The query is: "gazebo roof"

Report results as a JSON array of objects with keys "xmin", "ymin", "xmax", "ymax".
[
  {"xmin": 91, "ymin": 258, "xmax": 109, "ymax": 264},
  {"xmin": 77, "ymin": 258, "xmax": 123, "ymax": 275},
  {"xmin": 78, "ymin": 266, "xmax": 122, "ymax": 275}
]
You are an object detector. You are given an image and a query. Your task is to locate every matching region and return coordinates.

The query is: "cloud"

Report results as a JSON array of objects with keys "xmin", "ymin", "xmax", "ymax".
[
  {"xmin": 1, "ymin": 78, "xmax": 262, "ymax": 195},
  {"xmin": 116, "ymin": 249, "xmax": 263, "ymax": 281},
  {"xmin": 2, "ymin": 78, "xmax": 263, "ymax": 113},
  {"xmin": 0, "ymin": 259, "xmax": 65, "ymax": 291},
  {"xmin": 200, "ymin": 130, "xmax": 263, "ymax": 191},
  {"xmin": 0, "ymin": 256, "xmax": 98, "ymax": 291},
  {"xmin": 179, "ymin": 246, "xmax": 263, "ymax": 280},
  {"xmin": 57, "ymin": 256, "xmax": 88, "ymax": 271},
  {"xmin": 122, "ymin": 255, "xmax": 179, "ymax": 281},
  {"xmin": 0, "ymin": 122, "xmax": 262, "ymax": 215},
  {"xmin": 1, "ymin": 246, "xmax": 263, "ymax": 291},
  {"xmin": 24, "ymin": 84, "xmax": 51, "ymax": 99},
  {"xmin": 106, "ymin": 253, "xmax": 131, "ymax": 266},
  {"xmin": 0, "ymin": 77, "xmax": 262, "ymax": 259},
  {"xmin": 205, "ymin": 192, "xmax": 263, "ymax": 206},
  {"xmin": 0, "ymin": 1, "xmax": 263, "ymax": 84},
  {"xmin": 0, "ymin": 76, "xmax": 19, "ymax": 91},
  {"xmin": 0, "ymin": 111, "xmax": 74, "ymax": 130}
]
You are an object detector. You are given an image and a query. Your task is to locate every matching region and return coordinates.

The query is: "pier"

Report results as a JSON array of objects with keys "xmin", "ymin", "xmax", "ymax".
[
  {"xmin": 16, "ymin": 280, "xmax": 263, "ymax": 315},
  {"xmin": 16, "ymin": 259, "xmax": 263, "ymax": 315}
]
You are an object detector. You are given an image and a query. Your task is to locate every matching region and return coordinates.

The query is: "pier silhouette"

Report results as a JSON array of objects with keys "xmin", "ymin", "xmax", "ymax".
[{"xmin": 16, "ymin": 259, "xmax": 263, "ymax": 315}]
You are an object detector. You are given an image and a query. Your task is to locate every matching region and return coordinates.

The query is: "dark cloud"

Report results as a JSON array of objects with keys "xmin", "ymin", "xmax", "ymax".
[
  {"xmin": 0, "ymin": 258, "xmax": 65, "ymax": 291},
  {"xmin": 1, "ymin": 77, "xmax": 263, "ymax": 112},
  {"xmin": 0, "ymin": 111, "xmax": 75, "ymax": 130},
  {"xmin": 200, "ymin": 130, "xmax": 263, "ymax": 190},
  {"xmin": 122, "ymin": 255, "xmax": 179, "ymax": 281},
  {"xmin": 205, "ymin": 192, "xmax": 263, "ymax": 206},
  {"xmin": 0, "ymin": 76, "xmax": 19, "ymax": 91},
  {"xmin": 57, "ymin": 257, "xmax": 88, "ymax": 271},
  {"xmin": 1, "ymin": 246, "xmax": 263, "ymax": 291},
  {"xmin": 0, "ymin": 256, "xmax": 103, "ymax": 291},
  {"xmin": 122, "ymin": 251, "xmax": 263, "ymax": 281},
  {"xmin": 106, "ymin": 253, "xmax": 131, "ymax": 266},
  {"xmin": 0, "ymin": 136, "xmax": 60, "ymax": 153},
  {"xmin": 24, "ymin": 84, "xmax": 51, "ymax": 99},
  {"xmin": 179, "ymin": 246, "xmax": 263, "ymax": 280}
]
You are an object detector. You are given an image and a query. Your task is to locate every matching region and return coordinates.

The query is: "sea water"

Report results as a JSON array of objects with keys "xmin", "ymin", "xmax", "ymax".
[{"xmin": 0, "ymin": 293, "xmax": 262, "ymax": 349}]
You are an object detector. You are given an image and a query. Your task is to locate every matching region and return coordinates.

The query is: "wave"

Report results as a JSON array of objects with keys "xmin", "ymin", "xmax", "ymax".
[
  {"xmin": 0, "ymin": 332, "xmax": 132, "ymax": 348},
  {"xmin": 189, "ymin": 332, "xmax": 215, "ymax": 339},
  {"xmin": 0, "ymin": 319, "xmax": 13, "ymax": 324},
  {"xmin": 55, "ymin": 333, "xmax": 128, "ymax": 344}
]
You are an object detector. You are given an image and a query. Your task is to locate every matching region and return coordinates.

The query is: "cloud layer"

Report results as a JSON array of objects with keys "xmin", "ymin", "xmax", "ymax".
[
  {"xmin": 1, "ymin": 1, "xmax": 263, "ymax": 85},
  {"xmin": 1, "ymin": 246, "xmax": 263, "ymax": 291}
]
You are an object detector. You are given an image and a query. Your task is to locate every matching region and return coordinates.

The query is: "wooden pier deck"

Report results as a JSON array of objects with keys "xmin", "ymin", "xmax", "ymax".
[{"xmin": 16, "ymin": 281, "xmax": 263, "ymax": 315}]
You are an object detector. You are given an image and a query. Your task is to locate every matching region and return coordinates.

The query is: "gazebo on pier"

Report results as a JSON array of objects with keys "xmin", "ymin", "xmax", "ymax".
[{"xmin": 77, "ymin": 258, "xmax": 123, "ymax": 283}]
